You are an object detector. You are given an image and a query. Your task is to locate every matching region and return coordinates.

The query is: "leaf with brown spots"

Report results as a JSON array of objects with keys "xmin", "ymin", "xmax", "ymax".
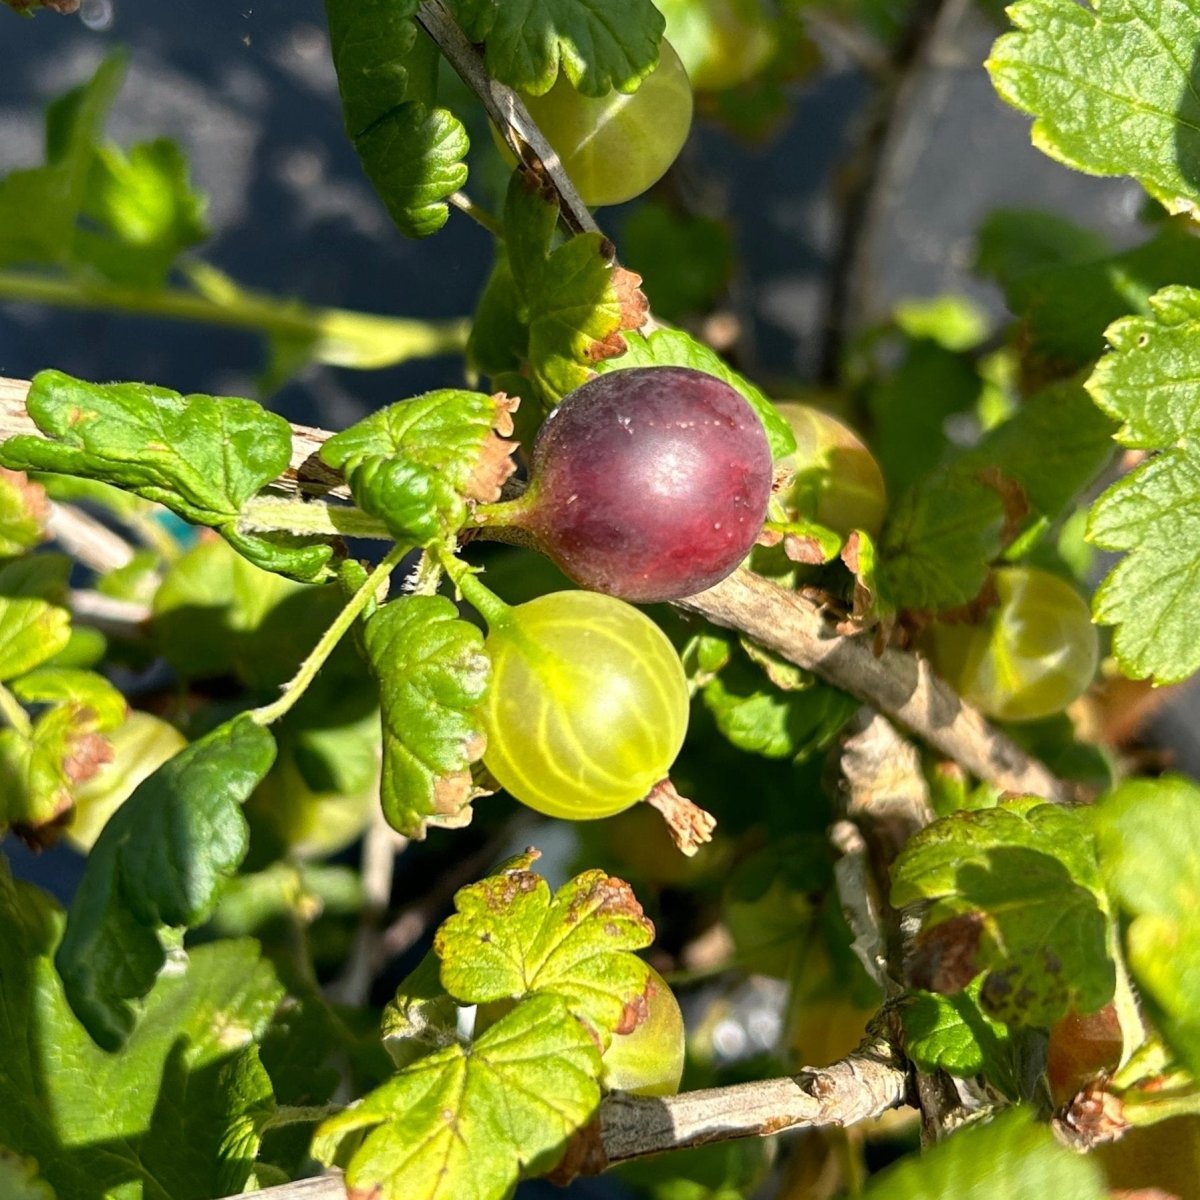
[
  {"xmin": 0, "ymin": 668, "xmax": 126, "ymax": 841},
  {"xmin": 891, "ymin": 797, "xmax": 1114, "ymax": 1026},
  {"xmin": 0, "ymin": 469, "xmax": 48, "ymax": 555},
  {"xmin": 435, "ymin": 863, "xmax": 655, "ymax": 1046}
]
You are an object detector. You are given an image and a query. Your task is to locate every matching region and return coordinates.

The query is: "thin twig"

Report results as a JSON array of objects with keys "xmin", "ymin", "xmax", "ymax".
[
  {"xmin": 46, "ymin": 503, "xmax": 137, "ymax": 573},
  {"xmin": 0, "ymin": 375, "xmax": 1064, "ymax": 800},
  {"xmin": 414, "ymin": 0, "xmax": 602, "ymax": 239}
]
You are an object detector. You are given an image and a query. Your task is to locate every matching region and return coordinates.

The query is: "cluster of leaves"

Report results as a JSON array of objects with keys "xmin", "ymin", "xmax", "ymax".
[{"xmin": 5, "ymin": 0, "xmax": 1200, "ymax": 1199}]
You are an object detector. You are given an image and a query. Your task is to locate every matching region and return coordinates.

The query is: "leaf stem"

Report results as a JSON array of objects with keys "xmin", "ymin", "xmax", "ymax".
[
  {"xmin": 435, "ymin": 546, "xmax": 512, "ymax": 628},
  {"xmin": 239, "ymin": 495, "xmax": 393, "ymax": 540},
  {"xmin": 251, "ymin": 544, "xmax": 407, "ymax": 728},
  {"xmin": 0, "ymin": 265, "xmax": 470, "ymax": 370},
  {"xmin": 0, "ymin": 681, "xmax": 31, "ymax": 739},
  {"xmin": 448, "ymin": 190, "xmax": 503, "ymax": 237}
]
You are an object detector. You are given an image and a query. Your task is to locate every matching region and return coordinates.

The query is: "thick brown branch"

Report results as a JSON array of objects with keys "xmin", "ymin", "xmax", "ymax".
[
  {"xmin": 0, "ymin": 375, "xmax": 1064, "ymax": 800},
  {"xmin": 678, "ymin": 569, "xmax": 1066, "ymax": 802},
  {"xmin": 220, "ymin": 1033, "xmax": 908, "ymax": 1198},
  {"xmin": 565, "ymin": 1026, "xmax": 908, "ymax": 1177}
]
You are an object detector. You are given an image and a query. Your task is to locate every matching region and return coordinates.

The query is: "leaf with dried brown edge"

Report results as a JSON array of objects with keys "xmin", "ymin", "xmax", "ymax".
[
  {"xmin": 320, "ymin": 388, "xmax": 518, "ymax": 546},
  {"xmin": 891, "ymin": 797, "xmax": 1114, "ymax": 1027},
  {"xmin": 502, "ymin": 173, "xmax": 648, "ymax": 407},
  {"xmin": 435, "ymin": 853, "xmax": 656, "ymax": 1047},
  {"xmin": 364, "ymin": 594, "xmax": 491, "ymax": 839}
]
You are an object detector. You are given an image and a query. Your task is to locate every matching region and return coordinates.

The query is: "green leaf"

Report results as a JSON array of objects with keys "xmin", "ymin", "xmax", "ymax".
[
  {"xmin": 353, "ymin": 104, "xmax": 470, "ymax": 240},
  {"xmin": 364, "ymin": 595, "xmax": 490, "ymax": 838},
  {"xmin": 0, "ymin": 469, "xmax": 48, "ymax": 555},
  {"xmin": 0, "ymin": 856, "xmax": 283, "ymax": 1200},
  {"xmin": 500, "ymin": 176, "xmax": 646, "ymax": 408},
  {"xmin": 325, "ymin": 0, "xmax": 468, "ymax": 237},
  {"xmin": 1086, "ymin": 286, "xmax": 1200, "ymax": 682},
  {"xmin": 314, "ymin": 993, "xmax": 601, "ymax": 1200},
  {"xmin": 902, "ymin": 977, "xmax": 1015, "ymax": 1085},
  {"xmin": 73, "ymin": 139, "xmax": 208, "ymax": 287},
  {"xmin": 324, "ymin": 0, "xmax": 421, "ymax": 134},
  {"xmin": 979, "ymin": 218, "xmax": 1200, "ymax": 373},
  {"xmin": 597, "ymin": 327, "xmax": 796, "ymax": 459},
  {"xmin": 891, "ymin": 799, "xmax": 1114, "ymax": 1026},
  {"xmin": 55, "ymin": 714, "xmax": 276, "ymax": 1049},
  {"xmin": 987, "ymin": 0, "xmax": 1200, "ymax": 217},
  {"xmin": 0, "ymin": 371, "xmax": 332, "ymax": 581},
  {"xmin": 435, "ymin": 862, "xmax": 655, "ymax": 1042},
  {"xmin": 701, "ymin": 645, "xmax": 859, "ymax": 760},
  {"xmin": 0, "ymin": 53, "xmax": 125, "ymax": 268},
  {"xmin": 861, "ymin": 1108, "xmax": 1106, "ymax": 1200},
  {"xmin": 321, "ymin": 389, "xmax": 513, "ymax": 545},
  {"xmin": 957, "ymin": 380, "xmax": 1118, "ymax": 523},
  {"xmin": 1094, "ymin": 776, "xmax": 1200, "ymax": 1075},
  {"xmin": 451, "ymin": 0, "xmax": 665, "ymax": 96},
  {"xmin": 877, "ymin": 469, "xmax": 1006, "ymax": 612},
  {"xmin": 0, "ymin": 554, "xmax": 71, "ymax": 681}
]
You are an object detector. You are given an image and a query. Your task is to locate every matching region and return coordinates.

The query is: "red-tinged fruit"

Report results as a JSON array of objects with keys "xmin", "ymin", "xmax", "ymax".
[
  {"xmin": 601, "ymin": 965, "xmax": 686, "ymax": 1095},
  {"xmin": 511, "ymin": 367, "xmax": 774, "ymax": 603}
]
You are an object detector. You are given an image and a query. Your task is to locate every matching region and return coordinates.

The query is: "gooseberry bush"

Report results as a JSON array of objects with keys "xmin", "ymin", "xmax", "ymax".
[{"xmin": 3, "ymin": 1, "xmax": 1200, "ymax": 1199}]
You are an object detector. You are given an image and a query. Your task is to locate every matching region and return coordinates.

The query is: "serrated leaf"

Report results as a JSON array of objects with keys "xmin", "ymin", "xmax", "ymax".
[
  {"xmin": 0, "ymin": 554, "xmax": 71, "ymax": 681},
  {"xmin": 0, "ymin": 470, "xmax": 48, "ymax": 555},
  {"xmin": 1094, "ymin": 776, "xmax": 1200, "ymax": 1076},
  {"xmin": 902, "ymin": 977, "xmax": 1015, "ymax": 1086},
  {"xmin": 364, "ymin": 595, "xmax": 490, "ymax": 838},
  {"xmin": 314, "ymin": 993, "xmax": 601, "ymax": 1200},
  {"xmin": 0, "ymin": 371, "xmax": 332, "ymax": 581},
  {"xmin": 435, "ymin": 864, "xmax": 654, "ymax": 1042},
  {"xmin": 501, "ymin": 177, "xmax": 647, "ymax": 407},
  {"xmin": 0, "ymin": 857, "xmax": 283, "ymax": 1200},
  {"xmin": 597, "ymin": 327, "xmax": 795, "ymax": 459},
  {"xmin": 891, "ymin": 799, "xmax": 1114, "ymax": 1026},
  {"xmin": 1086, "ymin": 286, "xmax": 1200, "ymax": 682},
  {"xmin": 987, "ymin": 0, "xmax": 1200, "ymax": 217},
  {"xmin": 452, "ymin": 0, "xmax": 664, "ymax": 96},
  {"xmin": 701, "ymin": 646, "xmax": 858, "ymax": 761},
  {"xmin": 325, "ymin": 0, "xmax": 467, "ymax": 238},
  {"xmin": 324, "ymin": 0, "xmax": 421, "ymax": 134},
  {"xmin": 861, "ymin": 1107, "xmax": 1106, "ymax": 1199},
  {"xmin": 877, "ymin": 469, "xmax": 1005, "ymax": 612},
  {"xmin": 321, "ymin": 389, "xmax": 514, "ymax": 545},
  {"xmin": 55, "ymin": 714, "xmax": 276, "ymax": 1049},
  {"xmin": 73, "ymin": 139, "xmax": 208, "ymax": 287},
  {"xmin": 354, "ymin": 103, "xmax": 470, "ymax": 239},
  {"xmin": 0, "ymin": 53, "xmax": 124, "ymax": 267}
]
